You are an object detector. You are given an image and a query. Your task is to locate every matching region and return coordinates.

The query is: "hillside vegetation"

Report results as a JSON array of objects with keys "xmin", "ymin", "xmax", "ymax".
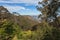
[
  {"xmin": 0, "ymin": 0, "xmax": 60, "ymax": 40},
  {"xmin": 0, "ymin": 6, "xmax": 39, "ymax": 40}
]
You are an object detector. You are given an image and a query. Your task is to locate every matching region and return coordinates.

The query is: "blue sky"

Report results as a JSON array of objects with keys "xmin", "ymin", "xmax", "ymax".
[{"xmin": 0, "ymin": 0, "xmax": 42, "ymax": 15}]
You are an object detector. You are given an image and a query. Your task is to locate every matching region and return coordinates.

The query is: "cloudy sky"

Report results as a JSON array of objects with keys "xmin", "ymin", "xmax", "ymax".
[{"xmin": 0, "ymin": 0, "xmax": 42, "ymax": 15}]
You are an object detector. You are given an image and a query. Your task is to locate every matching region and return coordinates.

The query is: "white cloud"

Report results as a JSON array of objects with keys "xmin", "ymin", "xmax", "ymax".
[
  {"xmin": 0, "ymin": 0, "xmax": 42, "ymax": 5},
  {"xmin": 2, "ymin": 5, "xmax": 29, "ymax": 13},
  {"xmin": 0, "ymin": 0, "xmax": 42, "ymax": 15}
]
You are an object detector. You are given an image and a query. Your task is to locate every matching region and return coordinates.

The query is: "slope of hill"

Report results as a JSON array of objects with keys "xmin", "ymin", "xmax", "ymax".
[{"xmin": 0, "ymin": 6, "xmax": 39, "ymax": 30}]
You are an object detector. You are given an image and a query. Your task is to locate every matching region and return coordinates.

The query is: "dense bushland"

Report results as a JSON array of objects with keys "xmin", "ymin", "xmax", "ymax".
[{"xmin": 0, "ymin": 0, "xmax": 60, "ymax": 40}]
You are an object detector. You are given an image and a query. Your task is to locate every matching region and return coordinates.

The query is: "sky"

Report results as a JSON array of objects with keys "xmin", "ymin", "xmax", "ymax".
[{"xmin": 0, "ymin": 0, "xmax": 42, "ymax": 15}]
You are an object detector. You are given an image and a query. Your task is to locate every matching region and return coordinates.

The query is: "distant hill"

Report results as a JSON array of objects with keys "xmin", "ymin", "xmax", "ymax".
[
  {"xmin": 30, "ymin": 15, "xmax": 40, "ymax": 22},
  {"xmin": 0, "ymin": 6, "xmax": 39, "ymax": 30}
]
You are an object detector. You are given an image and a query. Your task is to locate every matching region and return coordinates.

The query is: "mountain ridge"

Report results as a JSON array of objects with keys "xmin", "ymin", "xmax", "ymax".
[{"xmin": 0, "ymin": 6, "xmax": 39, "ymax": 30}]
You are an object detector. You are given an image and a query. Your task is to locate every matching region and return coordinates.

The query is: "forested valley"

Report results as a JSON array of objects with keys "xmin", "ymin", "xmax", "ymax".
[{"xmin": 0, "ymin": 0, "xmax": 60, "ymax": 40}]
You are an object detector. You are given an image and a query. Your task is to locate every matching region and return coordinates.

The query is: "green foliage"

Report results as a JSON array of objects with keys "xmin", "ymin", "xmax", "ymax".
[
  {"xmin": 17, "ymin": 30, "xmax": 32, "ymax": 40},
  {"xmin": 0, "ymin": 20, "xmax": 21, "ymax": 40},
  {"xmin": 0, "ymin": 5, "xmax": 60, "ymax": 40},
  {"xmin": 42, "ymin": 27, "xmax": 60, "ymax": 40},
  {"xmin": 36, "ymin": 0, "xmax": 60, "ymax": 40}
]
